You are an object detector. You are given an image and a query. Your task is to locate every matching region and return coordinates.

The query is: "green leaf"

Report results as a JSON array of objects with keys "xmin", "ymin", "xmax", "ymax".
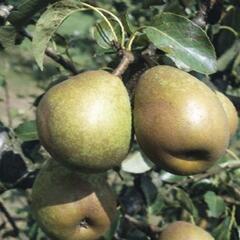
[
  {"xmin": 121, "ymin": 151, "xmax": 154, "ymax": 174},
  {"xmin": 122, "ymin": 12, "xmax": 138, "ymax": 34},
  {"xmin": 144, "ymin": 12, "xmax": 217, "ymax": 74},
  {"xmin": 93, "ymin": 20, "xmax": 121, "ymax": 49},
  {"xmin": 140, "ymin": 175, "xmax": 157, "ymax": 205},
  {"xmin": 103, "ymin": 209, "xmax": 121, "ymax": 240},
  {"xmin": 204, "ymin": 191, "xmax": 226, "ymax": 218},
  {"xmin": 15, "ymin": 120, "xmax": 38, "ymax": 142},
  {"xmin": 160, "ymin": 170, "xmax": 185, "ymax": 183},
  {"xmin": 175, "ymin": 188, "xmax": 199, "ymax": 219},
  {"xmin": 0, "ymin": 75, "xmax": 6, "ymax": 87},
  {"xmin": 149, "ymin": 193, "xmax": 165, "ymax": 215},
  {"xmin": 0, "ymin": 26, "xmax": 17, "ymax": 49},
  {"xmin": 212, "ymin": 217, "xmax": 231, "ymax": 240},
  {"xmin": 32, "ymin": 0, "xmax": 84, "ymax": 70},
  {"xmin": 217, "ymin": 40, "xmax": 240, "ymax": 71}
]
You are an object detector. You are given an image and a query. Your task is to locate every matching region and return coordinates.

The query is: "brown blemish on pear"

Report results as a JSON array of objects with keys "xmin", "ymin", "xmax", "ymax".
[{"xmin": 134, "ymin": 66, "xmax": 230, "ymax": 175}]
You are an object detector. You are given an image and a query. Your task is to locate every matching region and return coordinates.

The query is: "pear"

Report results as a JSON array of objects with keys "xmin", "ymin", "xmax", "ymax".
[
  {"xmin": 159, "ymin": 221, "xmax": 214, "ymax": 240},
  {"xmin": 134, "ymin": 66, "xmax": 230, "ymax": 175},
  {"xmin": 31, "ymin": 160, "xmax": 116, "ymax": 240},
  {"xmin": 37, "ymin": 70, "xmax": 132, "ymax": 172},
  {"xmin": 215, "ymin": 91, "xmax": 238, "ymax": 137}
]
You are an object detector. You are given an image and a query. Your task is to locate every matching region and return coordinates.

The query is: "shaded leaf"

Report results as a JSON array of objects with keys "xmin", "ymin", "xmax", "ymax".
[
  {"xmin": 144, "ymin": 12, "xmax": 217, "ymax": 74},
  {"xmin": 104, "ymin": 209, "xmax": 121, "ymax": 240},
  {"xmin": 0, "ymin": 75, "xmax": 5, "ymax": 87},
  {"xmin": 123, "ymin": 12, "xmax": 138, "ymax": 34},
  {"xmin": 0, "ymin": 151, "xmax": 27, "ymax": 184},
  {"xmin": 212, "ymin": 217, "xmax": 231, "ymax": 240},
  {"xmin": 204, "ymin": 191, "xmax": 226, "ymax": 218},
  {"xmin": 175, "ymin": 188, "xmax": 199, "ymax": 219},
  {"xmin": 149, "ymin": 193, "xmax": 165, "ymax": 215},
  {"xmin": 140, "ymin": 175, "xmax": 157, "ymax": 205},
  {"xmin": 217, "ymin": 40, "xmax": 240, "ymax": 71},
  {"xmin": 0, "ymin": 26, "xmax": 17, "ymax": 49},
  {"xmin": 15, "ymin": 120, "xmax": 38, "ymax": 142},
  {"xmin": 93, "ymin": 20, "xmax": 121, "ymax": 49}
]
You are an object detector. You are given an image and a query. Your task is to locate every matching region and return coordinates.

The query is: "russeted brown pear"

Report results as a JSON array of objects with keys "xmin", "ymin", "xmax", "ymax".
[
  {"xmin": 159, "ymin": 221, "xmax": 214, "ymax": 240},
  {"xmin": 215, "ymin": 91, "xmax": 238, "ymax": 137},
  {"xmin": 37, "ymin": 70, "xmax": 132, "ymax": 172},
  {"xmin": 134, "ymin": 66, "xmax": 230, "ymax": 175},
  {"xmin": 31, "ymin": 160, "xmax": 116, "ymax": 240}
]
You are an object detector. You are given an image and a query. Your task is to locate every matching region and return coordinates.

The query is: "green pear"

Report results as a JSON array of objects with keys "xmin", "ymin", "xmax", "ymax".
[
  {"xmin": 31, "ymin": 160, "xmax": 116, "ymax": 240},
  {"xmin": 37, "ymin": 70, "xmax": 132, "ymax": 172},
  {"xmin": 134, "ymin": 66, "xmax": 230, "ymax": 175},
  {"xmin": 215, "ymin": 91, "xmax": 238, "ymax": 137},
  {"xmin": 159, "ymin": 221, "xmax": 214, "ymax": 240}
]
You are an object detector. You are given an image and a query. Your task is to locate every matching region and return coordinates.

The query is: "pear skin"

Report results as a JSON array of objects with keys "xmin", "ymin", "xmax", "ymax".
[
  {"xmin": 37, "ymin": 70, "xmax": 132, "ymax": 172},
  {"xmin": 134, "ymin": 66, "xmax": 230, "ymax": 175},
  {"xmin": 216, "ymin": 91, "xmax": 238, "ymax": 138},
  {"xmin": 159, "ymin": 221, "xmax": 214, "ymax": 240},
  {"xmin": 32, "ymin": 160, "xmax": 116, "ymax": 240}
]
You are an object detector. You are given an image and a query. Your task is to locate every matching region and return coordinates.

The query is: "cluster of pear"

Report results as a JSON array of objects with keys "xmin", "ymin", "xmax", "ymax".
[
  {"xmin": 32, "ymin": 66, "xmax": 238, "ymax": 240},
  {"xmin": 32, "ymin": 71, "xmax": 131, "ymax": 240}
]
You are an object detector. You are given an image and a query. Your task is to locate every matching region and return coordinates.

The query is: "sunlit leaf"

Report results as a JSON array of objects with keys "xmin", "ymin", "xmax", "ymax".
[
  {"xmin": 121, "ymin": 151, "xmax": 154, "ymax": 174},
  {"xmin": 32, "ymin": 0, "xmax": 84, "ymax": 70},
  {"xmin": 144, "ymin": 13, "xmax": 217, "ymax": 74}
]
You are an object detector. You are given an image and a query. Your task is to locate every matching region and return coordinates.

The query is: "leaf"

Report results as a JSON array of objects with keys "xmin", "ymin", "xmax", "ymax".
[
  {"xmin": 175, "ymin": 188, "xmax": 199, "ymax": 219},
  {"xmin": 149, "ymin": 193, "xmax": 165, "ymax": 215},
  {"xmin": 140, "ymin": 175, "xmax": 158, "ymax": 205},
  {"xmin": 212, "ymin": 217, "xmax": 231, "ymax": 240},
  {"xmin": 0, "ymin": 151, "xmax": 27, "ymax": 184},
  {"xmin": 93, "ymin": 20, "xmax": 121, "ymax": 49},
  {"xmin": 204, "ymin": 191, "xmax": 226, "ymax": 218},
  {"xmin": 104, "ymin": 209, "xmax": 121, "ymax": 240},
  {"xmin": 32, "ymin": 0, "xmax": 84, "ymax": 70},
  {"xmin": 123, "ymin": 12, "xmax": 138, "ymax": 34},
  {"xmin": 121, "ymin": 151, "xmax": 154, "ymax": 174},
  {"xmin": 0, "ymin": 26, "xmax": 17, "ymax": 49},
  {"xmin": 0, "ymin": 75, "xmax": 6, "ymax": 87},
  {"xmin": 160, "ymin": 170, "xmax": 185, "ymax": 183},
  {"xmin": 144, "ymin": 12, "xmax": 217, "ymax": 74},
  {"xmin": 15, "ymin": 120, "xmax": 38, "ymax": 142},
  {"xmin": 217, "ymin": 40, "xmax": 240, "ymax": 71}
]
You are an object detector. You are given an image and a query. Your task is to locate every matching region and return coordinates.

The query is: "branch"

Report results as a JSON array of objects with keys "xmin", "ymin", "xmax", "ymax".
[
  {"xmin": 113, "ymin": 50, "xmax": 135, "ymax": 77},
  {"xmin": 173, "ymin": 160, "xmax": 240, "ymax": 188},
  {"xmin": 21, "ymin": 29, "xmax": 79, "ymax": 75},
  {"xmin": 0, "ymin": 168, "xmax": 40, "ymax": 195},
  {"xmin": 0, "ymin": 201, "xmax": 19, "ymax": 236}
]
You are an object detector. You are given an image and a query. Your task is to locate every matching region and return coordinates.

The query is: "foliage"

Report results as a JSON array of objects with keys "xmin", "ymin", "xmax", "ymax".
[{"xmin": 0, "ymin": 0, "xmax": 240, "ymax": 239}]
